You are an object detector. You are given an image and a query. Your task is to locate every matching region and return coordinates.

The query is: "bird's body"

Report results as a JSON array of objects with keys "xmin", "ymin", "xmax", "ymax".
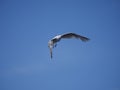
[{"xmin": 48, "ymin": 33, "xmax": 90, "ymax": 58}]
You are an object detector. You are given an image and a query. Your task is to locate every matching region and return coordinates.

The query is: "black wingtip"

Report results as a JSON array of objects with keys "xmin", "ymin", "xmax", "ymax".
[
  {"xmin": 50, "ymin": 51, "xmax": 53, "ymax": 59},
  {"xmin": 80, "ymin": 36, "xmax": 90, "ymax": 42},
  {"xmin": 51, "ymin": 55, "xmax": 52, "ymax": 59}
]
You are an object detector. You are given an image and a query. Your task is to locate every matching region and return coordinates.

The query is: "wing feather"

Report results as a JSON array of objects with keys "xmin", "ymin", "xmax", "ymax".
[
  {"xmin": 50, "ymin": 47, "xmax": 52, "ymax": 58},
  {"xmin": 61, "ymin": 33, "xmax": 90, "ymax": 41}
]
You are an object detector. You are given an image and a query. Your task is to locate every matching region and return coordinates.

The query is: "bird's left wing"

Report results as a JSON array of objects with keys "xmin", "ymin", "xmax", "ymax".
[{"xmin": 61, "ymin": 33, "xmax": 90, "ymax": 41}]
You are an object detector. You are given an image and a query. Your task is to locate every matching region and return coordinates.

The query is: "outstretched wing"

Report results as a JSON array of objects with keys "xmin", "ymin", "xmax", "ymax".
[
  {"xmin": 61, "ymin": 33, "xmax": 90, "ymax": 42},
  {"xmin": 48, "ymin": 40, "xmax": 53, "ymax": 59},
  {"xmin": 49, "ymin": 47, "xmax": 52, "ymax": 58}
]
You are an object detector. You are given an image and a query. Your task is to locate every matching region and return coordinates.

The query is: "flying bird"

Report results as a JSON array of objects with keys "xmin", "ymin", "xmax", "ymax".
[{"xmin": 48, "ymin": 33, "xmax": 90, "ymax": 58}]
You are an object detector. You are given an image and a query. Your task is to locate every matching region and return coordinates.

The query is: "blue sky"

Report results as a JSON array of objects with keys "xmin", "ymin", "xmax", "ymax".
[{"xmin": 0, "ymin": 0, "xmax": 120, "ymax": 90}]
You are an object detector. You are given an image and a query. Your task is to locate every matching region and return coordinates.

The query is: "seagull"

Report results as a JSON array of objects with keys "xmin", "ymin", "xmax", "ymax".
[{"xmin": 48, "ymin": 33, "xmax": 90, "ymax": 58}]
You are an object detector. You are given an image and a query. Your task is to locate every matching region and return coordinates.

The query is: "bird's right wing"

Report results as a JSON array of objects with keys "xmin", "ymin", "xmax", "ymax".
[
  {"xmin": 49, "ymin": 47, "xmax": 52, "ymax": 59},
  {"xmin": 61, "ymin": 33, "xmax": 90, "ymax": 42},
  {"xmin": 48, "ymin": 41, "xmax": 53, "ymax": 59}
]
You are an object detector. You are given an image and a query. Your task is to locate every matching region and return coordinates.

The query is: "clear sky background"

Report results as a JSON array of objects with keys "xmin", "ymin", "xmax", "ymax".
[{"xmin": 0, "ymin": 0, "xmax": 120, "ymax": 90}]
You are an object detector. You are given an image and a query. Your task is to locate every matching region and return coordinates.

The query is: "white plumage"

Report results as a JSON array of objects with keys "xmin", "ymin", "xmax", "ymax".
[{"xmin": 48, "ymin": 33, "xmax": 90, "ymax": 58}]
